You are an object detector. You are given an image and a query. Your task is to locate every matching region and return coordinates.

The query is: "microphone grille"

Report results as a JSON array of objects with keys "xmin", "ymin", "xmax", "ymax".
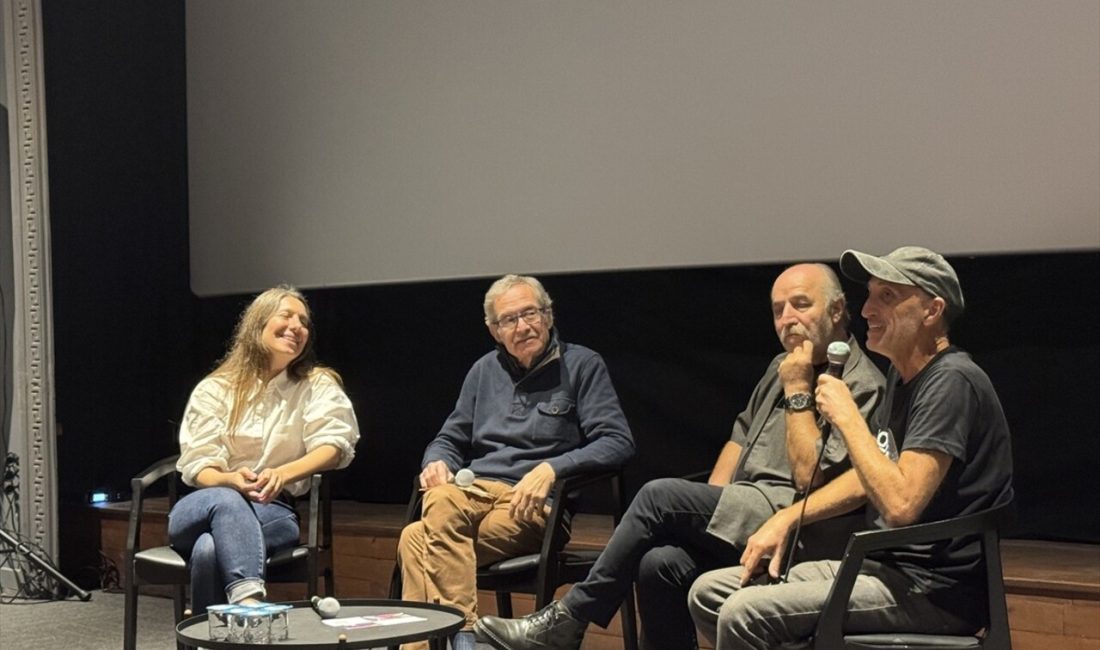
[
  {"xmin": 826, "ymin": 341, "xmax": 851, "ymax": 365},
  {"xmin": 455, "ymin": 468, "xmax": 475, "ymax": 488}
]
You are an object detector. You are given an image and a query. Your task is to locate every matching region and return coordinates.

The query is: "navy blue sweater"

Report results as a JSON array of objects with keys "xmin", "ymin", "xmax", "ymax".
[{"xmin": 422, "ymin": 338, "xmax": 635, "ymax": 484}]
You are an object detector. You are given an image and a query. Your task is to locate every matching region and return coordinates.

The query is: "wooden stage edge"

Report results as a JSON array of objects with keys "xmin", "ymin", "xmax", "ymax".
[{"xmin": 95, "ymin": 499, "xmax": 1100, "ymax": 650}]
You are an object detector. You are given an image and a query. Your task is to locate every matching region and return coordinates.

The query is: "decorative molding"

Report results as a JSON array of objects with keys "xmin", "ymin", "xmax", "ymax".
[{"xmin": 3, "ymin": 0, "xmax": 56, "ymax": 558}]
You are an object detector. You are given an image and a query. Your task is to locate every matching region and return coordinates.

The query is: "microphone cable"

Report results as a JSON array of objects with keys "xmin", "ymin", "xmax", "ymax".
[
  {"xmin": 779, "ymin": 339, "xmax": 849, "ymax": 583},
  {"xmin": 780, "ymin": 417, "xmax": 830, "ymax": 583}
]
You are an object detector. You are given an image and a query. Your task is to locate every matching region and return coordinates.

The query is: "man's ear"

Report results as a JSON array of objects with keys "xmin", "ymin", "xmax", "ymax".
[
  {"xmin": 487, "ymin": 322, "xmax": 501, "ymax": 343},
  {"xmin": 924, "ymin": 297, "xmax": 947, "ymax": 324},
  {"xmin": 830, "ymin": 298, "xmax": 846, "ymax": 324}
]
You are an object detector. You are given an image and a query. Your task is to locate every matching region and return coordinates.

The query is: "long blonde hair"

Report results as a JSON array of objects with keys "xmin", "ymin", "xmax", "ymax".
[{"xmin": 210, "ymin": 285, "xmax": 340, "ymax": 434}]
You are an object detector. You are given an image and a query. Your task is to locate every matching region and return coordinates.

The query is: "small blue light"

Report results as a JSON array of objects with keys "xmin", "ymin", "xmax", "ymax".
[{"xmin": 90, "ymin": 491, "xmax": 109, "ymax": 504}]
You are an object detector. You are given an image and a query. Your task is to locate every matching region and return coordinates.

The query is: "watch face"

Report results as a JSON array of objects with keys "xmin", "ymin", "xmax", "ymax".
[{"xmin": 786, "ymin": 393, "xmax": 813, "ymax": 410}]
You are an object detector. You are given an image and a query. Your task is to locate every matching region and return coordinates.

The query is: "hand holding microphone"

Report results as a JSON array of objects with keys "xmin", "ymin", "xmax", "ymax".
[
  {"xmin": 815, "ymin": 341, "xmax": 853, "ymax": 441},
  {"xmin": 783, "ymin": 340, "xmax": 851, "ymax": 584},
  {"xmin": 419, "ymin": 460, "xmax": 453, "ymax": 489},
  {"xmin": 814, "ymin": 340, "xmax": 853, "ymax": 442}
]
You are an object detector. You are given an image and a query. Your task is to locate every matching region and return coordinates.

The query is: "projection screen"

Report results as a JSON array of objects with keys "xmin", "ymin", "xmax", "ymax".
[{"xmin": 186, "ymin": 1, "xmax": 1100, "ymax": 296}]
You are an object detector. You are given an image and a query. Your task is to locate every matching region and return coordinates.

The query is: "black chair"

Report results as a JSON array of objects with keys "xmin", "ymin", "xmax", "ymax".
[
  {"xmin": 813, "ymin": 500, "xmax": 1014, "ymax": 650},
  {"xmin": 389, "ymin": 470, "xmax": 639, "ymax": 650},
  {"xmin": 122, "ymin": 455, "xmax": 335, "ymax": 650}
]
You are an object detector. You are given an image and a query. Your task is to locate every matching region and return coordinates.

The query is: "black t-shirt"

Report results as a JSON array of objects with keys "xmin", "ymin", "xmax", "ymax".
[{"xmin": 866, "ymin": 347, "xmax": 1014, "ymax": 621}]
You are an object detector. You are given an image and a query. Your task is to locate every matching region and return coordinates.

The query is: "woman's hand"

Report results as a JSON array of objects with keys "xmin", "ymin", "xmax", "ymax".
[
  {"xmin": 195, "ymin": 466, "xmax": 262, "ymax": 495},
  {"xmin": 248, "ymin": 466, "xmax": 290, "ymax": 503}
]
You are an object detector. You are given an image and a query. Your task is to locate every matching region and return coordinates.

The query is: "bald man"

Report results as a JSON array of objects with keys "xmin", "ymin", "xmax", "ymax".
[
  {"xmin": 687, "ymin": 247, "xmax": 1014, "ymax": 649},
  {"xmin": 476, "ymin": 264, "xmax": 886, "ymax": 650}
]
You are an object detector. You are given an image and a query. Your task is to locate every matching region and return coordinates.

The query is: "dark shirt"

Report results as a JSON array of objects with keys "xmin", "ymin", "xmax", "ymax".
[
  {"xmin": 867, "ymin": 347, "xmax": 1014, "ymax": 622},
  {"xmin": 707, "ymin": 335, "xmax": 885, "ymax": 546}
]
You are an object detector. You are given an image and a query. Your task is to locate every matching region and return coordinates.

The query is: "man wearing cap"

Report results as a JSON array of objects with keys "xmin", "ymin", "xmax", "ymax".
[
  {"xmin": 688, "ymin": 246, "xmax": 1014, "ymax": 649},
  {"xmin": 475, "ymin": 263, "xmax": 885, "ymax": 650}
]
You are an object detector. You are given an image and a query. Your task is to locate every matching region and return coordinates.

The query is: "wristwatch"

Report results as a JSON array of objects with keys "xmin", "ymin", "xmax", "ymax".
[{"xmin": 782, "ymin": 392, "xmax": 814, "ymax": 412}]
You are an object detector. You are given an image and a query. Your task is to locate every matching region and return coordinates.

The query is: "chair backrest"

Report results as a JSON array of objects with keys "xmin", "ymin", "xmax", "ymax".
[
  {"xmin": 532, "ymin": 470, "xmax": 622, "ymax": 596},
  {"xmin": 813, "ymin": 499, "xmax": 1014, "ymax": 649},
  {"xmin": 978, "ymin": 509, "xmax": 1012, "ymax": 648},
  {"xmin": 127, "ymin": 455, "xmax": 333, "ymax": 571},
  {"xmin": 126, "ymin": 454, "xmax": 181, "ymax": 563}
]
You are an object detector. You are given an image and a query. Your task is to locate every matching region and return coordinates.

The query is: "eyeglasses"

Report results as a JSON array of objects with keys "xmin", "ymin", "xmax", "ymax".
[{"xmin": 493, "ymin": 307, "xmax": 550, "ymax": 331}]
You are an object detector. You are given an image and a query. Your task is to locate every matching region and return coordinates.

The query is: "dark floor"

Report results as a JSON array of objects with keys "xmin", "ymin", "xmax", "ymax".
[{"xmin": 0, "ymin": 590, "xmax": 177, "ymax": 649}]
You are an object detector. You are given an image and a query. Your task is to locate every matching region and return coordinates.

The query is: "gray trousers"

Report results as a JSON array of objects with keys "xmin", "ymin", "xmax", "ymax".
[{"xmin": 687, "ymin": 559, "xmax": 976, "ymax": 650}]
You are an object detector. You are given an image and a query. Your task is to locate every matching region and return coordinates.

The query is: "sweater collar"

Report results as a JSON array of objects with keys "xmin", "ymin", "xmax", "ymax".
[{"xmin": 496, "ymin": 328, "xmax": 562, "ymax": 381}]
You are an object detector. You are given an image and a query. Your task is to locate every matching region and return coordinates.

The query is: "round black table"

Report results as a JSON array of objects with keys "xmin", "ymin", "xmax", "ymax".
[{"xmin": 176, "ymin": 599, "xmax": 465, "ymax": 649}]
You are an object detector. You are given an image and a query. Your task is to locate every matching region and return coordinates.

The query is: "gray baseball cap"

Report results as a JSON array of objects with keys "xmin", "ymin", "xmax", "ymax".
[{"xmin": 840, "ymin": 246, "xmax": 965, "ymax": 321}]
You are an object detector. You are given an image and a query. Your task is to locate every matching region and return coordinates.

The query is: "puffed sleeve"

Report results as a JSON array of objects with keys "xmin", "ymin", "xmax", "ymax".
[
  {"xmin": 301, "ymin": 371, "xmax": 360, "ymax": 468},
  {"xmin": 176, "ymin": 377, "xmax": 233, "ymax": 486}
]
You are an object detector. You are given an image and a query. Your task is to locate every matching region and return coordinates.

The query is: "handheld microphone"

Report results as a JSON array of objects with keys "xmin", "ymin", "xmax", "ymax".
[
  {"xmin": 783, "ymin": 340, "xmax": 851, "ymax": 584},
  {"xmin": 825, "ymin": 340, "xmax": 850, "ymax": 378},
  {"xmin": 311, "ymin": 595, "xmax": 340, "ymax": 619},
  {"xmin": 454, "ymin": 468, "xmax": 475, "ymax": 488},
  {"xmin": 452, "ymin": 467, "xmax": 492, "ymax": 498},
  {"xmin": 817, "ymin": 341, "xmax": 851, "ymax": 443}
]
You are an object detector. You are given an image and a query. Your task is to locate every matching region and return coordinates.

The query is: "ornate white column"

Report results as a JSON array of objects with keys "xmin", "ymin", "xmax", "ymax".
[{"xmin": 3, "ymin": 0, "xmax": 57, "ymax": 558}]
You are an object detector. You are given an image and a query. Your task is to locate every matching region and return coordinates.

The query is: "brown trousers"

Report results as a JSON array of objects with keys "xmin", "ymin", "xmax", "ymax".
[{"xmin": 398, "ymin": 479, "xmax": 546, "ymax": 648}]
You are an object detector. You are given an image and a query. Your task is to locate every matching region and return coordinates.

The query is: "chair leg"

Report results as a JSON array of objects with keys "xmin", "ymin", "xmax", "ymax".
[
  {"xmin": 325, "ymin": 564, "xmax": 336, "ymax": 598},
  {"xmin": 123, "ymin": 577, "xmax": 138, "ymax": 650},
  {"xmin": 307, "ymin": 556, "xmax": 319, "ymax": 598},
  {"xmin": 620, "ymin": 588, "xmax": 639, "ymax": 650},
  {"xmin": 495, "ymin": 591, "xmax": 513, "ymax": 618},
  {"xmin": 389, "ymin": 563, "xmax": 403, "ymax": 600},
  {"xmin": 174, "ymin": 584, "xmax": 187, "ymax": 650}
]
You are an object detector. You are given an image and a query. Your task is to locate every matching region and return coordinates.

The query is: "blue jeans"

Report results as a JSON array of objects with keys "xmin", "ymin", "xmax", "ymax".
[{"xmin": 167, "ymin": 487, "xmax": 300, "ymax": 613}]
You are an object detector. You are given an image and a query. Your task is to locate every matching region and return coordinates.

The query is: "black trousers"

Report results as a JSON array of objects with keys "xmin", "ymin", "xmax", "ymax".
[{"xmin": 560, "ymin": 478, "xmax": 745, "ymax": 650}]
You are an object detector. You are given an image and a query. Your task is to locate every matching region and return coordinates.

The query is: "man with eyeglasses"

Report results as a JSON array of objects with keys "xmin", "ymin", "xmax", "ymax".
[
  {"xmin": 476, "ymin": 263, "xmax": 885, "ymax": 650},
  {"xmin": 398, "ymin": 274, "xmax": 635, "ymax": 650}
]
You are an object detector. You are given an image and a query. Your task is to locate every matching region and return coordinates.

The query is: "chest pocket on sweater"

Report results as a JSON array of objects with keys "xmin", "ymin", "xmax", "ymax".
[{"xmin": 534, "ymin": 398, "xmax": 577, "ymax": 442}]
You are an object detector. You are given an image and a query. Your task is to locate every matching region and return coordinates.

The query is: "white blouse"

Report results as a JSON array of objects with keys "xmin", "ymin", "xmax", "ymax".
[{"xmin": 177, "ymin": 369, "xmax": 360, "ymax": 496}]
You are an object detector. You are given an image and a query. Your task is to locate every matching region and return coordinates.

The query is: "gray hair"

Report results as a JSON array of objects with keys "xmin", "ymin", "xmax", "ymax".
[
  {"xmin": 814, "ymin": 263, "xmax": 850, "ymax": 328},
  {"xmin": 483, "ymin": 274, "xmax": 554, "ymax": 324}
]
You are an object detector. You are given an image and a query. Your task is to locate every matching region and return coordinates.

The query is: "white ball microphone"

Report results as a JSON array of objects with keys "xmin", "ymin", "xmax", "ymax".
[
  {"xmin": 311, "ymin": 595, "xmax": 340, "ymax": 618},
  {"xmin": 819, "ymin": 341, "xmax": 851, "ymax": 445},
  {"xmin": 454, "ymin": 467, "xmax": 475, "ymax": 488},
  {"xmin": 825, "ymin": 340, "xmax": 851, "ymax": 379},
  {"xmin": 452, "ymin": 467, "xmax": 492, "ymax": 498}
]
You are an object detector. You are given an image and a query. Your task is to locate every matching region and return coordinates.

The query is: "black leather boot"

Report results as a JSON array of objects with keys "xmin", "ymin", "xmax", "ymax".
[{"xmin": 474, "ymin": 600, "xmax": 586, "ymax": 650}]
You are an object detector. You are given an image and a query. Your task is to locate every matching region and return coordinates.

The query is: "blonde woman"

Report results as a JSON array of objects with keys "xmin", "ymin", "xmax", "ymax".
[{"xmin": 168, "ymin": 286, "xmax": 359, "ymax": 613}]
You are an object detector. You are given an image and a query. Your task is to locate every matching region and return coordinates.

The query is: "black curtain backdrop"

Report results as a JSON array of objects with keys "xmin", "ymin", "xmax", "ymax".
[{"xmin": 40, "ymin": 2, "xmax": 1100, "ymax": 585}]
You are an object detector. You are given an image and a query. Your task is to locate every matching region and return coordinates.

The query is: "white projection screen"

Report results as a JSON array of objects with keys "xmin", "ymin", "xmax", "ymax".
[{"xmin": 186, "ymin": 1, "xmax": 1100, "ymax": 296}]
